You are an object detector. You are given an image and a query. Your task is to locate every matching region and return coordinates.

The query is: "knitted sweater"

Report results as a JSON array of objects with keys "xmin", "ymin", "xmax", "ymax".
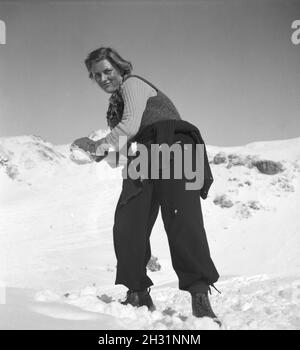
[{"xmin": 104, "ymin": 75, "xmax": 181, "ymax": 150}]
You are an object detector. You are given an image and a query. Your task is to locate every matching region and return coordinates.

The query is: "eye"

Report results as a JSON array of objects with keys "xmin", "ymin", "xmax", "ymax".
[{"xmin": 94, "ymin": 73, "xmax": 102, "ymax": 80}]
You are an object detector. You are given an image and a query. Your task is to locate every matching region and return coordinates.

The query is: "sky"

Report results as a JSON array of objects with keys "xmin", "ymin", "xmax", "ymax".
[{"xmin": 0, "ymin": 0, "xmax": 299, "ymax": 147}]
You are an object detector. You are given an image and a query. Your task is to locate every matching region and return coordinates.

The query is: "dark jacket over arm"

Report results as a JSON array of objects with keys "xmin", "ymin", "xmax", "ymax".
[{"xmin": 118, "ymin": 119, "xmax": 213, "ymax": 206}]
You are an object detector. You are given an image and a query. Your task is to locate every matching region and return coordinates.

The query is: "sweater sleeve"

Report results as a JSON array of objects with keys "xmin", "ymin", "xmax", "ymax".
[{"xmin": 104, "ymin": 77, "xmax": 157, "ymax": 150}]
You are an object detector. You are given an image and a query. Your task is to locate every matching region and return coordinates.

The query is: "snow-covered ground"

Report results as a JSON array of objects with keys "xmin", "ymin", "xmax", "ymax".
[{"xmin": 0, "ymin": 134, "xmax": 300, "ymax": 329}]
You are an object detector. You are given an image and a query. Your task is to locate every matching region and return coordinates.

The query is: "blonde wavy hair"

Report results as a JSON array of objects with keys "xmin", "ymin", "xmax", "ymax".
[{"xmin": 84, "ymin": 47, "xmax": 133, "ymax": 80}]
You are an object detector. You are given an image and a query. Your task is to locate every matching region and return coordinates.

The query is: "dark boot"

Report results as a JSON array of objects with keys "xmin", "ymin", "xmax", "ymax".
[
  {"xmin": 121, "ymin": 288, "xmax": 156, "ymax": 311},
  {"xmin": 190, "ymin": 291, "xmax": 222, "ymax": 327}
]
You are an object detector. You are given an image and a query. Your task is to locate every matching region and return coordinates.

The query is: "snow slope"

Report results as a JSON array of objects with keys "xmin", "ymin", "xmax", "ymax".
[{"xmin": 0, "ymin": 134, "xmax": 300, "ymax": 329}]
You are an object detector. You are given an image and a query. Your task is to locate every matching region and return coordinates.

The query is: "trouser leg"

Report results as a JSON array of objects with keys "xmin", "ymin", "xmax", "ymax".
[
  {"xmin": 113, "ymin": 179, "xmax": 159, "ymax": 291},
  {"xmin": 143, "ymin": 192, "xmax": 160, "ymax": 275},
  {"xmin": 156, "ymin": 178, "xmax": 219, "ymax": 291},
  {"xmin": 153, "ymin": 132, "xmax": 219, "ymax": 292}
]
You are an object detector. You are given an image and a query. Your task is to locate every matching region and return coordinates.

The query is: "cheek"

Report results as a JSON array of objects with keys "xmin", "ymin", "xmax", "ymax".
[{"xmin": 112, "ymin": 75, "xmax": 122, "ymax": 86}]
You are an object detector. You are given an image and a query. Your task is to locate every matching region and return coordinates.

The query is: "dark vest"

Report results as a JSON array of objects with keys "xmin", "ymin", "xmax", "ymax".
[{"xmin": 106, "ymin": 75, "xmax": 181, "ymax": 134}]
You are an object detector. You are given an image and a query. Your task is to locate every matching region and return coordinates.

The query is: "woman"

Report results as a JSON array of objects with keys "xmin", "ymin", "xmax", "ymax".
[{"xmin": 71, "ymin": 47, "xmax": 221, "ymax": 325}]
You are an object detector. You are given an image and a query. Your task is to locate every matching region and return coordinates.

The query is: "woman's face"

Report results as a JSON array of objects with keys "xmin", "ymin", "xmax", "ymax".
[{"xmin": 90, "ymin": 59, "xmax": 123, "ymax": 94}]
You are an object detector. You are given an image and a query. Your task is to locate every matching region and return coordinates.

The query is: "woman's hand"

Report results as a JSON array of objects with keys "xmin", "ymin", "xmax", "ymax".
[
  {"xmin": 71, "ymin": 137, "xmax": 96, "ymax": 155},
  {"xmin": 94, "ymin": 138, "xmax": 110, "ymax": 156},
  {"xmin": 70, "ymin": 137, "xmax": 105, "ymax": 163},
  {"xmin": 70, "ymin": 137, "xmax": 96, "ymax": 164},
  {"xmin": 70, "ymin": 137, "xmax": 116, "ymax": 164}
]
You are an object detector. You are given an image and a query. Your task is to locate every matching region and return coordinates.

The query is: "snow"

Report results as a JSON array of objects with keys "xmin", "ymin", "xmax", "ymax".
[{"xmin": 0, "ymin": 134, "xmax": 300, "ymax": 329}]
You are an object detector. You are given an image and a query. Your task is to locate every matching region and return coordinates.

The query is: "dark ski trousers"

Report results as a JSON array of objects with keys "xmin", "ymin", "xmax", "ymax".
[{"xmin": 113, "ymin": 134, "xmax": 219, "ymax": 293}]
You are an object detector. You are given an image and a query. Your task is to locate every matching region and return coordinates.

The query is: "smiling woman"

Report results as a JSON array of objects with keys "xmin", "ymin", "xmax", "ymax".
[
  {"xmin": 85, "ymin": 47, "xmax": 133, "ymax": 92},
  {"xmin": 90, "ymin": 60, "xmax": 123, "ymax": 94},
  {"xmin": 71, "ymin": 46, "xmax": 221, "ymax": 326}
]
